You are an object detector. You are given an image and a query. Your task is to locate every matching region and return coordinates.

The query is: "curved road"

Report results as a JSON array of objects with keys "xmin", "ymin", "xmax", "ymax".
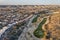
[{"xmin": 18, "ymin": 15, "xmax": 37, "ymax": 40}]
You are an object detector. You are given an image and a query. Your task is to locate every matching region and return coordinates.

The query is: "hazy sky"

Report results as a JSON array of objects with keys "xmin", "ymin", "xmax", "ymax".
[{"xmin": 0, "ymin": 0, "xmax": 60, "ymax": 5}]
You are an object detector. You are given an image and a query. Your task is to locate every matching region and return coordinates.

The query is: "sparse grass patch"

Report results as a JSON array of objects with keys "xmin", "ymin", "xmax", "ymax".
[{"xmin": 33, "ymin": 18, "xmax": 47, "ymax": 38}]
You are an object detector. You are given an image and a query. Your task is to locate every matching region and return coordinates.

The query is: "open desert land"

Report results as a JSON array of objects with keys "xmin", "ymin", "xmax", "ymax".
[{"xmin": 0, "ymin": 5, "xmax": 60, "ymax": 40}]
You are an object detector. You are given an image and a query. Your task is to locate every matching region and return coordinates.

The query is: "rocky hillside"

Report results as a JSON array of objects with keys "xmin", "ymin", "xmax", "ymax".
[{"xmin": 44, "ymin": 13, "xmax": 60, "ymax": 40}]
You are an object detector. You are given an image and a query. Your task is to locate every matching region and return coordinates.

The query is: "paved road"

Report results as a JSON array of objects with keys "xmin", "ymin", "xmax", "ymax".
[
  {"xmin": 0, "ymin": 15, "xmax": 33, "ymax": 38},
  {"xmin": 18, "ymin": 15, "xmax": 37, "ymax": 40}
]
